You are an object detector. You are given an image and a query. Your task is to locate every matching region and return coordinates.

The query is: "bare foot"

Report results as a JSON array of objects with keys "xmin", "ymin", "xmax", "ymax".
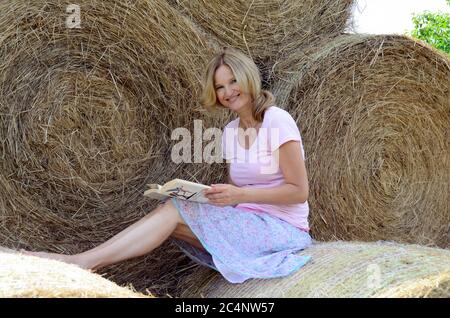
[{"xmin": 19, "ymin": 249, "xmax": 95, "ymax": 272}]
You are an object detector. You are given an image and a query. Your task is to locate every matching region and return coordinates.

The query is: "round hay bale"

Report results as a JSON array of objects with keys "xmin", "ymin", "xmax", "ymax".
[
  {"xmin": 272, "ymin": 35, "xmax": 354, "ymax": 108},
  {"xmin": 168, "ymin": 0, "xmax": 354, "ymax": 87},
  {"xmin": 271, "ymin": 35, "xmax": 450, "ymax": 248},
  {"xmin": 373, "ymin": 270, "xmax": 450, "ymax": 298},
  {"xmin": 0, "ymin": 251, "xmax": 150, "ymax": 297},
  {"xmin": 0, "ymin": 0, "xmax": 228, "ymax": 296},
  {"xmin": 177, "ymin": 241, "xmax": 450, "ymax": 298}
]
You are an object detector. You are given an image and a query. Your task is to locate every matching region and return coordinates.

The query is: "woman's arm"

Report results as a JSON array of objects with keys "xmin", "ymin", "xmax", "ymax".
[
  {"xmin": 241, "ymin": 140, "xmax": 309, "ymax": 205},
  {"xmin": 205, "ymin": 140, "xmax": 309, "ymax": 206}
]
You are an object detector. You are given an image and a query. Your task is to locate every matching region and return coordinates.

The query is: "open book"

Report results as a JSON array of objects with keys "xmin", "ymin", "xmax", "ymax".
[{"xmin": 144, "ymin": 178, "xmax": 211, "ymax": 203}]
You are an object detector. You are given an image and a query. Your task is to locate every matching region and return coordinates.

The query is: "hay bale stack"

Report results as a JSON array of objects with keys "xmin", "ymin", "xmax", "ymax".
[
  {"xmin": 0, "ymin": 0, "xmax": 228, "ymax": 296},
  {"xmin": 168, "ymin": 0, "xmax": 354, "ymax": 87},
  {"xmin": 272, "ymin": 35, "xmax": 450, "ymax": 247},
  {"xmin": 0, "ymin": 251, "xmax": 150, "ymax": 297},
  {"xmin": 178, "ymin": 241, "xmax": 450, "ymax": 298}
]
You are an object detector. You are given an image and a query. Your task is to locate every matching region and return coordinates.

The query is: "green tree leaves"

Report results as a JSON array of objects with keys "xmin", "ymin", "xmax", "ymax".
[{"xmin": 410, "ymin": 4, "xmax": 450, "ymax": 55}]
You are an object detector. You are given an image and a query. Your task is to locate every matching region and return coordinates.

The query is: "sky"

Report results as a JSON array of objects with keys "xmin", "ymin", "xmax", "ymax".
[{"xmin": 350, "ymin": 0, "xmax": 450, "ymax": 35}]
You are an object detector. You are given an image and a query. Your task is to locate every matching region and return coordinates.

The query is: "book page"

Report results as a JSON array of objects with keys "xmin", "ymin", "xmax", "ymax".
[
  {"xmin": 146, "ymin": 184, "xmax": 162, "ymax": 190},
  {"xmin": 161, "ymin": 179, "xmax": 211, "ymax": 203},
  {"xmin": 143, "ymin": 188, "xmax": 168, "ymax": 200}
]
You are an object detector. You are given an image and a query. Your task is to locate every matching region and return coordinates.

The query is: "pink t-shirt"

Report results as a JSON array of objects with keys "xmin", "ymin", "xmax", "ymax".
[{"xmin": 222, "ymin": 106, "xmax": 310, "ymax": 231}]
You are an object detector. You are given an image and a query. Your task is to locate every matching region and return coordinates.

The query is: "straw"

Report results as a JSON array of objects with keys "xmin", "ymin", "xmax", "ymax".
[
  {"xmin": 271, "ymin": 35, "xmax": 450, "ymax": 247},
  {"xmin": 168, "ymin": 0, "xmax": 354, "ymax": 87},
  {"xmin": 0, "ymin": 251, "xmax": 151, "ymax": 297},
  {"xmin": 178, "ymin": 241, "xmax": 450, "ymax": 298},
  {"xmin": 0, "ymin": 0, "xmax": 228, "ymax": 297}
]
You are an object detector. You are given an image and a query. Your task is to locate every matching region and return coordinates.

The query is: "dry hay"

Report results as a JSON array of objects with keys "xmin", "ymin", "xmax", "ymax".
[
  {"xmin": 0, "ymin": 0, "xmax": 229, "ymax": 297},
  {"xmin": 271, "ymin": 35, "xmax": 450, "ymax": 248},
  {"xmin": 272, "ymin": 35, "xmax": 354, "ymax": 108},
  {"xmin": 374, "ymin": 270, "xmax": 450, "ymax": 298},
  {"xmin": 177, "ymin": 241, "xmax": 450, "ymax": 298},
  {"xmin": 167, "ymin": 0, "xmax": 354, "ymax": 87},
  {"xmin": 0, "ymin": 250, "xmax": 150, "ymax": 297}
]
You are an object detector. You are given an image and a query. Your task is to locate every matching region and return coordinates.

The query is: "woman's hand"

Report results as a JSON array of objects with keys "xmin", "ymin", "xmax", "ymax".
[{"xmin": 203, "ymin": 183, "xmax": 244, "ymax": 207}]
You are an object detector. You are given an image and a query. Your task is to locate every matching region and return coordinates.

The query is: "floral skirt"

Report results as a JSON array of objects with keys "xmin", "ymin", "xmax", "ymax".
[{"xmin": 170, "ymin": 198, "xmax": 312, "ymax": 284}]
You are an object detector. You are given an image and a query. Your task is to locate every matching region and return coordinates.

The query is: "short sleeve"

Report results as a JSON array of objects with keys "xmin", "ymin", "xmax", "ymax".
[{"xmin": 266, "ymin": 108, "xmax": 305, "ymax": 160}]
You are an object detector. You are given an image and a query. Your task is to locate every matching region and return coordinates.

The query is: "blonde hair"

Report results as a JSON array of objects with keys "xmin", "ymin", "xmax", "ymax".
[{"xmin": 200, "ymin": 47, "xmax": 275, "ymax": 122}]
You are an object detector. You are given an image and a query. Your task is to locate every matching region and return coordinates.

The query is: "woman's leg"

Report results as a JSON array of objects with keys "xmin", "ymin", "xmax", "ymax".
[
  {"xmin": 87, "ymin": 202, "xmax": 205, "ymax": 253},
  {"xmin": 85, "ymin": 203, "xmax": 167, "ymax": 254},
  {"xmin": 22, "ymin": 200, "xmax": 184, "ymax": 271}
]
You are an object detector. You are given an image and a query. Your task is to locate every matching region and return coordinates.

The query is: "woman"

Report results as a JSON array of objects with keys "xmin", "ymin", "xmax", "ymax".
[{"xmin": 22, "ymin": 47, "xmax": 312, "ymax": 284}]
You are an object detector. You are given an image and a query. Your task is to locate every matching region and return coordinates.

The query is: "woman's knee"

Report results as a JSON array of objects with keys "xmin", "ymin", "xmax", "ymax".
[
  {"xmin": 160, "ymin": 199, "xmax": 185, "ymax": 224},
  {"xmin": 171, "ymin": 223, "xmax": 206, "ymax": 251}
]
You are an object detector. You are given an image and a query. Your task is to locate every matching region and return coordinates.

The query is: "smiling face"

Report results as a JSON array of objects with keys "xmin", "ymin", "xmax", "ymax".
[{"xmin": 214, "ymin": 64, "xmax": 253, "ymax": 112}]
